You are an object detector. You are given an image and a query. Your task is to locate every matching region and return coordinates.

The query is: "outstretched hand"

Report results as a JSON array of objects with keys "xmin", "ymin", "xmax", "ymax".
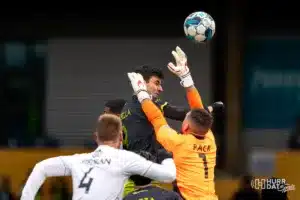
[
  {"xmin": 167, "ymin": 46, "xmax": 190, "ymax": 78},
  {"xmin": 167, "ymin": 46, "xmax": 194, "ymax": 88},
  {"xmin": 127, "ymin": 72, "xmax": 151, "ymax": 102}
]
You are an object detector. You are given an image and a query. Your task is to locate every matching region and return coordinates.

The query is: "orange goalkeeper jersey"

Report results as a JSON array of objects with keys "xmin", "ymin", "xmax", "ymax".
[
  {"xmin": 156, "ymin": 126, "xmax": 217, "ymax": 200},
  {"xmin": 141, "ymin": 87, "xmax": 218, "ymax": 200}
]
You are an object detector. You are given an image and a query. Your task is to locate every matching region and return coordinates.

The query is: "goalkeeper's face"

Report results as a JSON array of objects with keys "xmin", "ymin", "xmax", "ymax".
[{"xmin": 146, "ymin": 76, "xmax": 163, "ymax": 98}]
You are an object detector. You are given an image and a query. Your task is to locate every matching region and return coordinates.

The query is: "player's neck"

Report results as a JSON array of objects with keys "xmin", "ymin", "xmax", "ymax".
[{"xmin": 98, "ymin": 141, "xmax": 120, "ymax": 149}]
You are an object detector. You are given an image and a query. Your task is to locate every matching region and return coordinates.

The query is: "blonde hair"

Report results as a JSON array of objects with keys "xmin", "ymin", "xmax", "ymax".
[{"xmin": 96, "ymin": 114, "xmax": 122, "ymax": 141}]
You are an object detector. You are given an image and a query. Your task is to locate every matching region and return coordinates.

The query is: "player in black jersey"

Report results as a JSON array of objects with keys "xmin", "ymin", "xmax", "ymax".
[{"xmin": 123, "ymin": 151, "xmax": 182, "ymax": 200}]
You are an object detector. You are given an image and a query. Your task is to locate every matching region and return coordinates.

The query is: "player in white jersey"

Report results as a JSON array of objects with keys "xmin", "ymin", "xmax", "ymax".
[{"xmin": 21, "ymin": 114, "xmax": 176, "ymax": 200}]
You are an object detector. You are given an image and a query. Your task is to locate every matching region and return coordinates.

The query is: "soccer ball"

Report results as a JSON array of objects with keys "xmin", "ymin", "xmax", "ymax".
[{"xmin": 183, "ymin": 11, "xmax": 216, "ymax": 43}]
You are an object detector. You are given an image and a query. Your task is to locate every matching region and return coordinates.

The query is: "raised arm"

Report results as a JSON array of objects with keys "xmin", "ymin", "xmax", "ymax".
[
  {"xmin": 185, "ymin": 86, "xmax": 204, "ymax": 109},
  {"xmin": 167, "ymin": 46, "xmax": 204, "ymax": 109},
  {"xmin": 142, "ymin": 99, "xmax": 167, "ymax": 133},
  {"xmin": 168, "ymin": 47, "xmax": 224, "ymax": 112},
  {"xmin": 21, "ymin": 156, "xmax": 72, "ymax": 200}
]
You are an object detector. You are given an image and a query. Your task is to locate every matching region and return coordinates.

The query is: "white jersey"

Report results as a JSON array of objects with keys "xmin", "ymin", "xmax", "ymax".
[{"xmin": 21, "ymin": 145, "xmax": 176, "ymax": 200}]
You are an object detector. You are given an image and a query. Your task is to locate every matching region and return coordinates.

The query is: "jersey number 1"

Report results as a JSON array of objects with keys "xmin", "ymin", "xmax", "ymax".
[
  {"xmin": 79, "ymin": 167, "xmax": 94, "ymax": 193},
  {"xmin": 199, "ymin": 153, "xmax": 208, "ymax": 179}
]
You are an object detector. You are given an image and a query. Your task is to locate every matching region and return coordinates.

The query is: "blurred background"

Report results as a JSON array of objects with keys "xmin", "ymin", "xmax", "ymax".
[{"xmin": 0, "ymin": 2, "xmax": 299, "ymax": 200}]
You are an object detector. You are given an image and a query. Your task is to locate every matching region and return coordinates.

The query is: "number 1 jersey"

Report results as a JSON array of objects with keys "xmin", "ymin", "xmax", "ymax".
[{"xmin": 156, "ymin": 126, "xmax": 218, "ymax": 200}]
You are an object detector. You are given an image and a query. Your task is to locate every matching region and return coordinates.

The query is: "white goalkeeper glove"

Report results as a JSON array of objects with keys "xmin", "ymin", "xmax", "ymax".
[
  {"xmin": 167, "ymin": 46, "xmax": 194, "ymax": 88},
  {"xmin": 127, "ymin": 72, "xmax": 151, "ymax": 102}
]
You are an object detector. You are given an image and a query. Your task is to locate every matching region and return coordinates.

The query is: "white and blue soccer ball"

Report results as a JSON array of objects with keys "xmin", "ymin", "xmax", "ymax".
[{"xmin": 183, "ymin": 11, "xmax": 216, "ymax": 43}]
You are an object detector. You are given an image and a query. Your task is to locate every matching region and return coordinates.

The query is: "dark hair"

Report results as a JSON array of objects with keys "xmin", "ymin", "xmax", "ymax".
[
  {"xmin": 104, "ymin": 99, "xmax": 126, "ymax": 114},
  {"xmin": 134, "ymin": 65, "xmax": 164, "ymax": 82},
  {"xmin": 130, "ymin": 151, "xmax": 157, "ymax": 186},
  {"xmin": 189, "ymin": 108, "xmax": 213, "ymax": 134},
  {"xmin": 96, "ymin": 114, "xmax": 122, "ymax": 141}
]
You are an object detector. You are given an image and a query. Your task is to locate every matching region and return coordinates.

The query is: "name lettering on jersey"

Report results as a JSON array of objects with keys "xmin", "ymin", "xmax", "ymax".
[
  {"xmin": 82, "ymin": 158, "xmax": 111, "ymax": 166},
  {"xmin": 92, "ymin": 150, "xmax": 101, "ymax": 158},
  {"xmin": 120, "ymin": 109, "xmax": 131, "ymax": 120},
  {"xmin": 193, "ymin": 144, "xmax": 211, "ymax": 152}
]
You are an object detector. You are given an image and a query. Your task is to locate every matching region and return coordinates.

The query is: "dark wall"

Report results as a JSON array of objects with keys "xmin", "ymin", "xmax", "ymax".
[{"xmin": 0, "ymin": 6, "xmax": 217, "ymax": 39}]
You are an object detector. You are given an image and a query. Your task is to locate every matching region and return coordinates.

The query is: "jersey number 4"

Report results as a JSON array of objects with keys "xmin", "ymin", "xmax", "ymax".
[
  {"xmin": 198, "ymin": 153, "xmax": 208, "ymax": 179},
  {"xmin": 79, "ymin": 167, "xmax": 94, "ymax": 193}
]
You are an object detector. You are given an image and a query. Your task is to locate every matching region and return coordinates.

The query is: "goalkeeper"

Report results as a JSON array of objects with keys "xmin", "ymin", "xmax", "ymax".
[{"xmin": 121, "ymin": 65, "xmax": 223, "ymax": 196}]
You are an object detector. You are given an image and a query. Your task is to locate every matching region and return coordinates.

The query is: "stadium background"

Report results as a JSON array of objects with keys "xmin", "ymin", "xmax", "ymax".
[{"xmin": 0, "ymin": 2, "xmax": 300, "ymax": 199}]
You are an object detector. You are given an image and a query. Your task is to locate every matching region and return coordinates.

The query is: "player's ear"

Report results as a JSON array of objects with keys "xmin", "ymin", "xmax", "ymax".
[
  {"xmin": 181, "ymin": 122, "xmax": 189, "ymax": 134},
  {"xmin": 119, "ymin": 132, "xmax": 123, "ymax": 143},
  {"xmin": 93, "ymin": 132, "xmax": 98, "ymax": 142}
]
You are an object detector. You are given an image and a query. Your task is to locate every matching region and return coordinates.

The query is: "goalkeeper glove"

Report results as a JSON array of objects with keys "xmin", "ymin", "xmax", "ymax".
[
  {"xmin": 127, "ymin": 72, "xmax": 151, "ymax": 102},
  {"xmin": 167, "ymin": 46, "xmax": 194, "ymax": 88}
]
